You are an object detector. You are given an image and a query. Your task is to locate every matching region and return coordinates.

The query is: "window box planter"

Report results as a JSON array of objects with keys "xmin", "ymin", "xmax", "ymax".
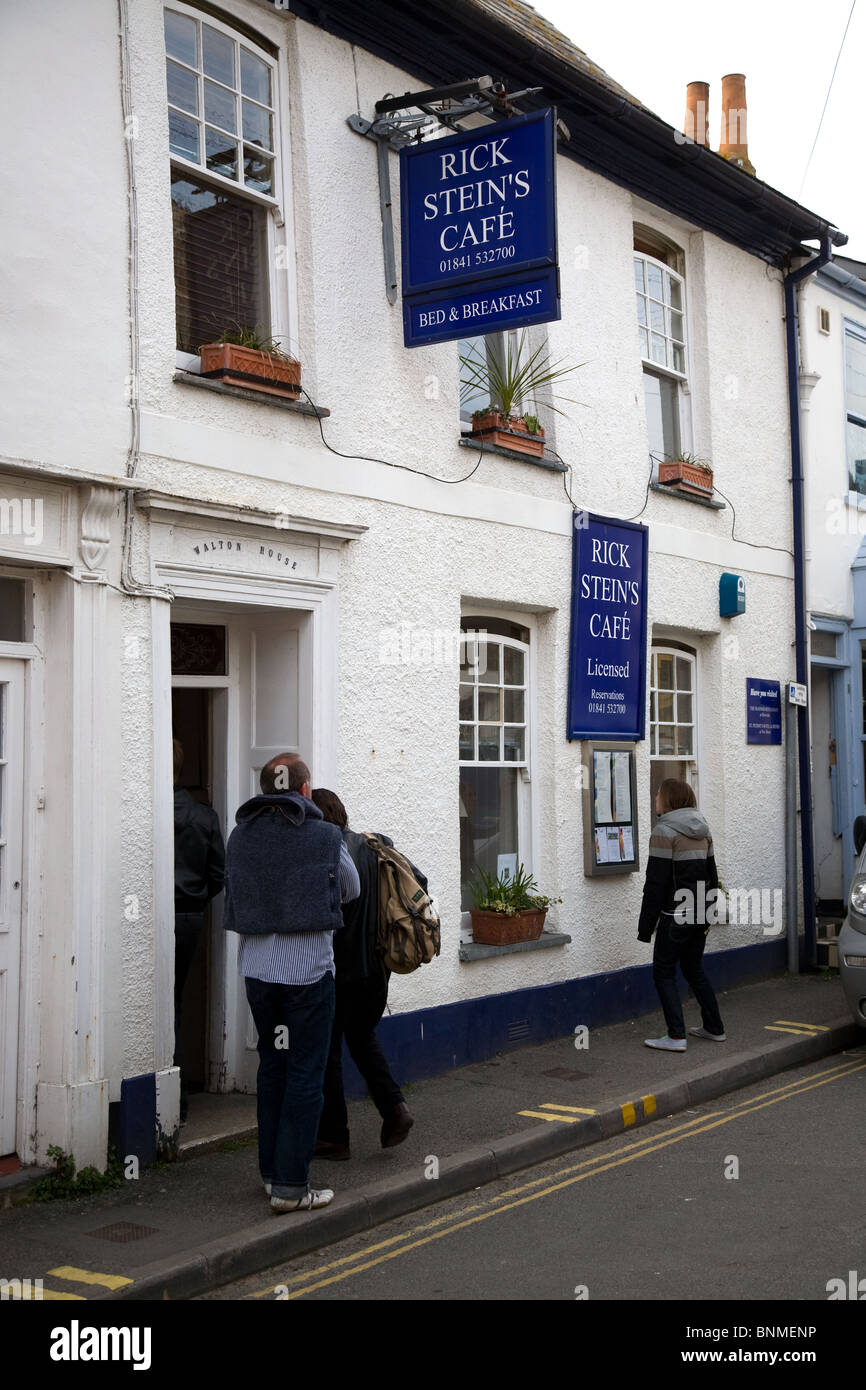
[
  {"xmin": 199, "ymin": 342, "xmax": 301, "ymax": 400},
  {"xmin": 470, "ymin": 907, "xmax": 548, "ymax": 946},
  {"xmin": 468, "ymin": 412, "xmax": 545, "ymax": 458},
  {"xmin": 657, "ymin": 460, "xmax": 714, "ymax": 497}
]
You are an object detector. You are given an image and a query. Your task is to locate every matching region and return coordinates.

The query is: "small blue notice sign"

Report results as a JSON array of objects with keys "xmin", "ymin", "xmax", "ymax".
[{"xmin": 746, "ymin": 678, "xmax": 782, "ymax": 745}]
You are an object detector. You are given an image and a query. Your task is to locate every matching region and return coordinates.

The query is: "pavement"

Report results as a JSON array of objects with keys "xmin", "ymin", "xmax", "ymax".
[{"xmin": 1, "ymin": 970, "xmax": 862, "ymax": 1302}]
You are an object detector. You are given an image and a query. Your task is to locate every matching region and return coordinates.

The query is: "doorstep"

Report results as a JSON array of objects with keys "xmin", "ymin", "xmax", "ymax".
[{"xmin": 177, "ymin": 1093, "xmax": 258, "ymax": 1160}]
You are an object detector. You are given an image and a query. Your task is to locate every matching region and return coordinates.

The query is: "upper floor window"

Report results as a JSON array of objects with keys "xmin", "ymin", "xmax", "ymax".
[
  {"xmin": 845, "ymin": 323, "xmax": 866, "ymax": 494},
  {"xmin": 165, "ymin": 7, "xmax": 276, "ymax": 196},
  {"xmin": 459, "ymin": 331, "xmax": 521, "ymax": 427},
  {"xmin": 164, "ymin": 5, "xmax": 282, "ymax": 359},
  {"xmin": 634, "ymin": 230, "xmax": 689, "ymax": 466}
]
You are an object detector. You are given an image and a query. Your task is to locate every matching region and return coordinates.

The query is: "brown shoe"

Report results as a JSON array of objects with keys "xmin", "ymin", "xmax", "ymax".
[
  {"xmin": 314, "ymin": 1139, "xmax": 351, "ymax": 1161},
  {"xmin": 380, "ymin": 1102, "xmax": 414, "ymax": 1149}
]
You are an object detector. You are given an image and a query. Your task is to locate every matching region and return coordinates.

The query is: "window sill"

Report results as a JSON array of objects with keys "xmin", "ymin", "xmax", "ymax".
[
  {"xmin": 458, "ymin": 436, "xmax": 568, "ymax": 473},
  {"xmin": 650, "ymin": 481, "xmax": 725, "ymax": 510},
  {"xmin": 173, "ymin": 371, "xmax": 330, "ymax": 417},
  {"xmin": 459, "ymin": 929, "xmax": 572, "ymax": 962}
]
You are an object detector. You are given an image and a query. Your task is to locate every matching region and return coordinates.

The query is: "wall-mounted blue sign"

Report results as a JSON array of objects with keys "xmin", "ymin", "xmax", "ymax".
[
  {"xmin": 746, "ymin": 678, "xmax": 782, "ymax": 745},
  {"xmin": 400, "ymin": 108, "xmax": 560, "ymax": 348},
  {"xmin": 567, "ymin": 514, "xmax": 649, "ymax": 742}
]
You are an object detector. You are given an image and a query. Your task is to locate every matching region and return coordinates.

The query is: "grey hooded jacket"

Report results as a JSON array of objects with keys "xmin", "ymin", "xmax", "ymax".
[{"xmin": 637, "ymin": 807, "xmax": 719, "ymax": 940}]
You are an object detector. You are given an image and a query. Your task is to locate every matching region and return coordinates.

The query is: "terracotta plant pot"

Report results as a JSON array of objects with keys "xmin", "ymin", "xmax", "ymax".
[
  {"xmin": 657, "ymin": 460, "xmax": 714, "ymax": 496},
  {"xmin": 199, "ymin": 342, "xmax": 301, "ymax": 399},
  {"xmin": 469, "ymin": 413, "xmax": 545, "ymax": 458},
  {"xmin": 470, "ymin": 907, "xmax": 548, "ymax": 945}
]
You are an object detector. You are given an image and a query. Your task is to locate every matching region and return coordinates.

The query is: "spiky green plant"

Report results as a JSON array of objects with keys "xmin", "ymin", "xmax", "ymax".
[
  {"xmin": 202, "ymin": 321, "xmax": 294, "ymax": 360},
  {"xmin": 471, "ymin": 863, "xmax": 561, "ymax": 916},
  {"xmin": 459, "ymin": 330, "xmax": 582, "ymax": 422}
]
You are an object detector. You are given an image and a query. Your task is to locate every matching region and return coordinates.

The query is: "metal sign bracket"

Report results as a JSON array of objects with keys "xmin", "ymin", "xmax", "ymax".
[{"xmin": 347, "ymin": 78, "xmax": 543, "ymax": 305}]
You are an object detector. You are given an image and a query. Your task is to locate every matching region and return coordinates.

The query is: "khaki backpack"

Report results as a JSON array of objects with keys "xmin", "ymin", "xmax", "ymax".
[{"xmin": 363, "ymin": 834, "xmax": 440, "ymax": 974}]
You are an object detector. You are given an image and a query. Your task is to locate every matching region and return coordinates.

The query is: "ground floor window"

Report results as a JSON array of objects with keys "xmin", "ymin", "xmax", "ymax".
[
  {"xmin": 459, "ymin": 616, "xmax": 530, "ymax": 908},
  {"xmin": 649, "ymin": 645, "xmax": 698, "ymax": 814}
]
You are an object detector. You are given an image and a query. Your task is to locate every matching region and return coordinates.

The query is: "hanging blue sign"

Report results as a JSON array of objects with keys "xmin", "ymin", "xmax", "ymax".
[
  {"xmin": 567, "ymin": 514, "xmax": 649, "ymax": 742},
  {"xmin": 400, "ymin": 108, "xmax": 560, "ymax": 348},
  {"xmin": 746, "ymin": 678, "xmax": 782, "ymax": 745}
]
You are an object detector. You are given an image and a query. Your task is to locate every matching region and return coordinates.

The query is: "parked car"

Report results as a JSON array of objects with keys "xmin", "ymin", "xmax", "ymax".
[{"xmin": 840, "ymin": 816, "xmax": 866, "ymax": 1027}]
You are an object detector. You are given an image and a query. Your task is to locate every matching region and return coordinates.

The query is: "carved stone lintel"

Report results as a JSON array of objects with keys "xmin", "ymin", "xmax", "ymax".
[{"xmin": 79, "ymin": 485, "xmax": 117, "ymax": 570}]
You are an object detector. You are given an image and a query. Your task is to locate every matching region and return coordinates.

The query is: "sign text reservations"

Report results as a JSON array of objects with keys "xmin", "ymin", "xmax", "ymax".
[
  {"xmin": 400, "ymin": 108, "xmax": 559, "ymax": 347},
  {"xmin": 567, "ymin": 514, "xmax": 649, "ymax": 741}
]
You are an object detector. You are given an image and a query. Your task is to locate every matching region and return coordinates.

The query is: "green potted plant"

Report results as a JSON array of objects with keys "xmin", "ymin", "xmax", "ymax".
[
  {"xmin": 657, "ymin": 452, "xmax": 714, "ymax": 496},
  {"xmin": 199, "ymin": 323, "xmax": 301, "ymax": 400},
  {"xmin": 460, "ymin": 331, "xmax": 581, "ymax": 458},
  {"xmin": 470, "ymin": 863, "xmax": 562, "ymax": 945}
]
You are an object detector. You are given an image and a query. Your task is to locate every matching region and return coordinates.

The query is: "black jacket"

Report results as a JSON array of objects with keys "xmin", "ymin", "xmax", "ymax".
[{"xmin": 174, "ymin": 787, "xmax": 225, "ymax": 912}]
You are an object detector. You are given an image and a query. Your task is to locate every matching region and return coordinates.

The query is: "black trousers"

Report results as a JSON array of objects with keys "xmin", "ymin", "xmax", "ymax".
[
  {"xmin": 652, "ymin": 917, "xmax": 725, "ymax": 1040},
  {"xmin": 174, "ymin": 912, "xmax": 205, "ymax": 1093},
  {"xmin": 318, "ymin": 974, "xmax": 405, "ymax": 1144}
]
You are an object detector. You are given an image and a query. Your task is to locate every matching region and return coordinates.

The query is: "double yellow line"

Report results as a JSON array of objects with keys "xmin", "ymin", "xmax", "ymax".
[{"xmin": 250, "ymin": 1057, "xmax": 865, "ymax": 1300}]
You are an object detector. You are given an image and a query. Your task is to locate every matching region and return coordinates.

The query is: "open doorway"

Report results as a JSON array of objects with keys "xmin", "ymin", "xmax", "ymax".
[
  {"xmin": 171, "ymin": 686, "xmax": 217, "ymax": 1103},
  {"xmin": 168, "ymin": 602, "xmax": 313, "ymax": 1104}
]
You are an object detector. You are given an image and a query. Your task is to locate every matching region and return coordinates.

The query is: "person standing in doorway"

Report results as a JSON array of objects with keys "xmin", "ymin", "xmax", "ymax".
[
  {"xmin": 224, "ymin": 755, "xmax": 360, "ymax": 1213},
  {"xmin": 173, "ymin": 738, "xmax": 225, "ymax": 1122},
  {"xmin": 637, "ymin": 779, "xmax": 726, "ymax": 1051},
  {"xmin": 311, "ymin": 788, "xmax": 415, "ymax": 1158}
]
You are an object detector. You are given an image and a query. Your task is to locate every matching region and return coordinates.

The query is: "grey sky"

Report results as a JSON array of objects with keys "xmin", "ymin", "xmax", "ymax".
[{"xmin": 538, "ymin": 0, "xmax": 864, "ymax": 260}]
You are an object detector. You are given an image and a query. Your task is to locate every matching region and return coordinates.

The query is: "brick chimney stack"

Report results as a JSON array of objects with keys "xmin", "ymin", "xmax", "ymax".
[
  {"xmin": 718, "ymin": 73, "xmax": 755, "ymax": 175},
  {"xmin": 684, "ymin": 81, "xmax": 710, "ymax": 148}
]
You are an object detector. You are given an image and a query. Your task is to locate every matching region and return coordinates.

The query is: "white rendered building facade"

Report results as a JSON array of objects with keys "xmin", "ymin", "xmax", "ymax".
[{"xmin": 0, "ymin": 0, "xmax": 839, "ymax": 1168}]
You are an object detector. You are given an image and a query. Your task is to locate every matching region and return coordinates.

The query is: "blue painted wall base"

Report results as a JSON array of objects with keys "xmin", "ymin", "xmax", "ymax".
[
  {"xmin": 342, "ymin": 938, "xmax": 788, "ymax": 1100},
  {"xmin": 117, "ymin": 1073, "xmax": 157, "ymax": 1168}
]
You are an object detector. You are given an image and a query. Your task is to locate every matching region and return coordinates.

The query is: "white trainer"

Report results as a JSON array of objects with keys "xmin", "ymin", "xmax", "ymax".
[
  {"xmin": 689, "ymin": 1026, "xmax": 726, "ymax": 1041},
  {"xmin": 644, "ymin": 1034, "xmax": 687, "ymax": 1052},
  {"xmin": 263, "ymin": 1181, "xmax": 272, "ymax": 1196},
  {"xmin": 270, "ymin": 1187, "xmax": 334, "ymax": 1213}
]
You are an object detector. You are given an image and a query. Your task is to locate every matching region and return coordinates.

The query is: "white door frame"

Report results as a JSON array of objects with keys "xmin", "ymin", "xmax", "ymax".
[
  {"xmin": 0, "ymin": 574, "xmax": 43, "ymax": 1162},
  {"xmin": 0, "ymin": 658, "xmax": 27, "ymax": 1154},
  {"xmin": 154, "ymin": 568, "xmax": 339, "ymax": 1094}
]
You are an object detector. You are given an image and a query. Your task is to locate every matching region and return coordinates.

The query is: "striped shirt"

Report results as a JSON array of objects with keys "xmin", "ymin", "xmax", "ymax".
[{"xmin": 237, "ymin": 841, "xmax": 361, "ymax": 986}]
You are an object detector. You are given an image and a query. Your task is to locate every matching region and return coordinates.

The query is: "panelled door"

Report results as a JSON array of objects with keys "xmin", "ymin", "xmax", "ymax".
[
  {"xmin": 231, "ymin": 610, "xmax": 308, "ymax": 1092},
  {"xmin": 0, "ymin": 661, "xmax": 25, "ymax": 1154}
]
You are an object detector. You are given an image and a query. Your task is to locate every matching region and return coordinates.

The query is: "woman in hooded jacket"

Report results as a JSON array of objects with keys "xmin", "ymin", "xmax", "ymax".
[{"xmin": 638, "ymin": 778, "xmax": 726, "ymax": 1052}]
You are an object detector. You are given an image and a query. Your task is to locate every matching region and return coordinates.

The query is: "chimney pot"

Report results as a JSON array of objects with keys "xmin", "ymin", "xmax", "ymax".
[
  {"xmin": 684, "ymin": 81, "xmax": 710, "ymax": 148},
  {"xmin": 719, "ymin": 72, "xmax": 755, "ymax": 175}
]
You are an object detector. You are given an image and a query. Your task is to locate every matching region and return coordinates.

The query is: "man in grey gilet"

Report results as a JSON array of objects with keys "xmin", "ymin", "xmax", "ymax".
[{"xmin": 224, "ymin": 754, "xmax": 360, "ymax": 1213}]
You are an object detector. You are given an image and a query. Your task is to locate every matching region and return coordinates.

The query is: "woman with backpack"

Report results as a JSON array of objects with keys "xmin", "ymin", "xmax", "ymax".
[
  {"xmin": 637, "ymin": 778, "xmax": 726, "ymax": 1052},
  {"xmin": 310, "ymin": 789, "xmax": 416, "ymax": 1158}
]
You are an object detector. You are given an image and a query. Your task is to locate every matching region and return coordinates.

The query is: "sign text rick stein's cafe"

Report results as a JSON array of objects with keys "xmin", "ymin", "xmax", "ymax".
[
  {"xmin": 400, "ymin": 108, "xmax": 560, "ymax": 347},
  {"xmin": 399, "ymin": 114, "xmax": 650, "ymax": 740}
]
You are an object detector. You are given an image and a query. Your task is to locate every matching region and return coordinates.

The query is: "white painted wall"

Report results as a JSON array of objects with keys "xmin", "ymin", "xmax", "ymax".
[{"xmin": 801, "ymin": 277, "xmax": 866, "ymax": 620}]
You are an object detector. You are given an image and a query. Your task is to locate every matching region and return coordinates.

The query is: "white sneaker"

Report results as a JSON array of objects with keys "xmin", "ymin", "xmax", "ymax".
[
  {"xmin": 270, "ymin": 1187, "xmax": 334, "ymax": 1213},
  {"xmin": 644, "ymin": 1034, "xmax": 687, "ymax": 1052},
  {"xmin": 263, "ymin": 1181, "xmax": 272, "ymax": 1196},
  {"xmin": 689, "ymin": 1026, "xmax": 726, "ymax": 1041}
]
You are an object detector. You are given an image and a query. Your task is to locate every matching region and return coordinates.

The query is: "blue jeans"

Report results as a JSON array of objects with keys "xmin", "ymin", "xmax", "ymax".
[{"xmin": 245, "ymin": 971, "xmax": 335, "ymax": 1199}]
